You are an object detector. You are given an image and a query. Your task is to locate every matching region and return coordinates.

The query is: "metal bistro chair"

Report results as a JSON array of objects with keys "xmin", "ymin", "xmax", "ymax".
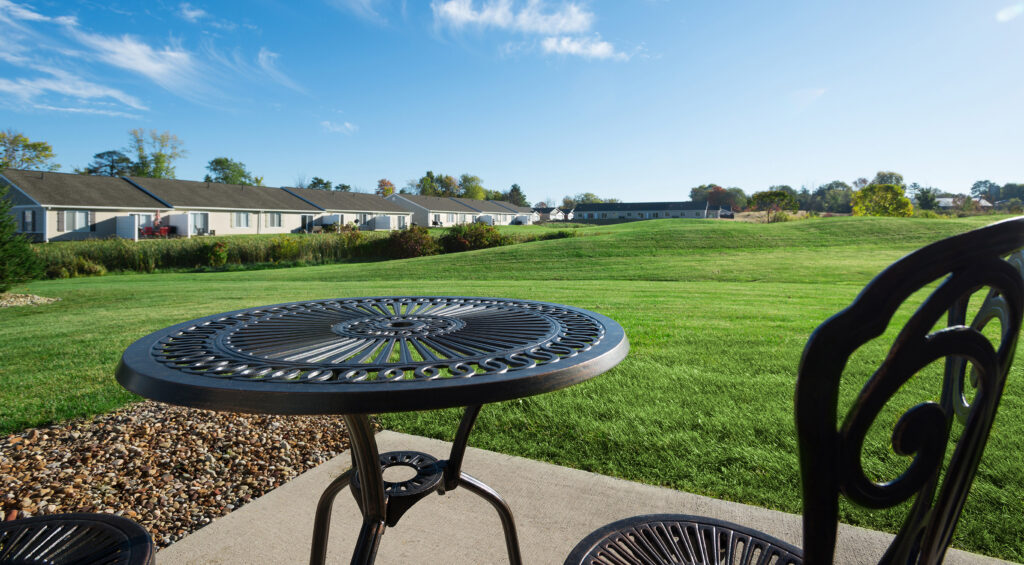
[
  {"xmin": 0, "ymin": 513, "xmax": 154, "ymax": 564},
  {"xmin": 566, "ymin": 217, "xmax": 1024, "ymax": 565}
]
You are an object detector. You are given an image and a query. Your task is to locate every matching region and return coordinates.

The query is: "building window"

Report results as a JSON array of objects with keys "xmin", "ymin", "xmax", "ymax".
[
  {"xmin": 360, "ymin": 213, "xmax": 369, "ymax": 224},
  {"xmin": 600, "ymin": 213, "xmax": 608, "ymax": 219},
  {"xmin": 447, "ymin": 213, "xmax": 455, "ymax": 223},
  {"xmin": 433, "ymin": 214, "xmax": 441, "ymax": 225},
  {"xmin": 460, "ymin": 214, "xmax": 466, "ymax": 223},
  {"xmin": 301, "ymin": 215, "xmax": 315, "ymax": 230},
  {"xmin": 191, "ymin": 212, "xmax": 209, "ymax": 235},
  {"xmin": 398, "ymin": 216, "xmax": 407, "ymax": 229},
  {"xmin": 21, "ymin": 210, "xmax": 36, "ymax": 232},
  {"xmin": 134, "ymin": 213, "xmax": 153, "ymax": 228},
  {"xmin": 69, "ymin": 210, "xmax": 90, "ymax": 232},
  {"xmin": 234, "ymin": 212, "xmax": 250, "ymax": 228},
  {"xmin": 653, "ymin": 212, "xmax": 659, "ymax": 218},
  {"xmin": 267, "ymin": 212, "xmax": 282, "ymax": 227}
]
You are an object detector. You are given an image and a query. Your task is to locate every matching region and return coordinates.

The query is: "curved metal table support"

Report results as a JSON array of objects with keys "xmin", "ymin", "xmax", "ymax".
[{"xmin": 116, "ymin": 296, "xmax": 629, "ymax": 565}]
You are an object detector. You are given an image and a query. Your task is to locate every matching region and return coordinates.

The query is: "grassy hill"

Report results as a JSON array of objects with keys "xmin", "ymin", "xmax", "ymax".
[{"xmin": 1, "ymin": 215, "xmax": 1020, "ymax": 559}]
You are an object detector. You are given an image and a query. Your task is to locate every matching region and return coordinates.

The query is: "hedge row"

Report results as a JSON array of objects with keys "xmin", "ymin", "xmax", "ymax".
[{"xmin": 34, "ymin": 225, "xmax": 579, "ymax": 279}]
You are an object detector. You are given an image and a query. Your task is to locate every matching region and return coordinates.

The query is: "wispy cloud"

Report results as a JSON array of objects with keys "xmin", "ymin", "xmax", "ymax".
[
  {"xmin": 432, "ymin": 1, "xmax": 628, "ymax": 61},
  {"xmin": 322, "ymin": 120, "xmax": 358, "ymax": 134},
  {"xmin": 178, "ymin": 3, "xmax": 207, "ymax": 22},
  {"xmin": 329, "ymin": 0, "xmax": 388, "ymax": 23},
  {"xmin": 996, "ymin": 3, "xmax": 1024, "ymax": 22},
  {"xmin": 66, "ymin": 27, "xmax": 204, "ymax": 97},
  {"xmin": 258, "ymin": 48, "xmax": 304, "ymax": 92},
  {"xmin": 541, "ymin": 35, "xmax": 627, "ymax": 60},
  {"xmin": 433, "ymin": 0, "xmax": 592, "ymax": 34}
]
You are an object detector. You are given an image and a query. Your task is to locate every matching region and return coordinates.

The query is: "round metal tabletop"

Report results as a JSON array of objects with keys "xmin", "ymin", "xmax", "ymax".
[{"xmin": 116, "ymin": 296, "xmax": 629, "ymax": 414}]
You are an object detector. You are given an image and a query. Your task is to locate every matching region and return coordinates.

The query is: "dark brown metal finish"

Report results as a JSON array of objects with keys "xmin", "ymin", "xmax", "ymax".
[
  {"xmin": 350, "ymin": 451, "xmax": 443, "ymax": 527},
  {"xmin": 0, "ymin": 513, "xmax": 155, "ymax": 565},
  {"xmin": 795, "ymin": 218, "xmax": 1024, "ymax": 563},
  {"xmin": 458, "ymin": 473, "xmax": 522, "ymax": 565},
  {"xmin": 116, "ymin": 296, "xmax": 629, "ymax": 415},
  {"xmin": 565, "ymin": 515, "xmax": 802, "ymax": 565}
]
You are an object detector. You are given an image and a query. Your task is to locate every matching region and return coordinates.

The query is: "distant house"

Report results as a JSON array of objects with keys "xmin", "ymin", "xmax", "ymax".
[
  {"xmin": 492, "ymin": 201, "xmax": 539, "ymax": 225},
  {"xmin": 534, "ymin": 207, "xmax": 564, "ymax": 221},
  {"xmin": 283, "ymin": 187, "xmax": 411, "ymax": 231},
  {"xmin": 447, "ymin": 197, "xmax": 519, "ymax": 225},
  {"xmin": 560, "ymin": 207, "xmax": 574, "ymax": 221},
  {"xmin": 573, "ymin": 201, "xmax": 722, "ymax": 220},
  {"xmin": 125, "ymin": 177, "xmax": 321, "ymax": 237},
  {"xmin": 936, "ymin": 197, "xmax": 993, "ymax": 210},
  {"xmin": 386, "ymin": 194, "xmax": 481, "ymax": 227},
  {"xmin": 1, "ymin": 169, "xmax": 171, "ymax": 242}
]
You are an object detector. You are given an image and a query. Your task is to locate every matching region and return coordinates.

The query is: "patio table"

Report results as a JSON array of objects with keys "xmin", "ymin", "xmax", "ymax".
[{"xmin": 115, "ymin": 296, "xmax": 628, "ymax": 564}]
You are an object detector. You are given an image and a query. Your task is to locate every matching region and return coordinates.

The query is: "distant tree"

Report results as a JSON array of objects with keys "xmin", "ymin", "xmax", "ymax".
[
  {"xmin": 852, "ymin": 177, "xmax": 869, "ymax": 190},
  {"xmin": 970, "ymin": 180, "xmax": 1000, "ymax": 202},
  {"xmin": 750, "ymin": 190, "xmax": 798, "ymax": 223},
  {"xmin": 724, "ymin": 187, "xmax": 747, "ymax": 210},
  {"xmin": 416, "ymin": 171, "xmax": 439, "ymax": 196},
  {"xmin": 307, "ymin": 177, "xmax": 332, "ymax": 190},
  {"xmin": 689, "ymin": 184, "xmax": 722, "ymax": 203},
  {"xmin": 0, "ymin": 185, "xmax": 42, "ymax": 291},
  {"xmin": 459, "ymin": 174, "xmax": 485, "ymax": 200},
  {"xmin": 0, "ymin": 129, "xmax": 59, "ymax": 171},
  {"xmin": 909, "ymin": 184, "xmax": 939, "ymax": 210},
  {"xmin": 999, "ymin": 183, "xmax": 1023, "ymax": 201},
  {"xmin": 125, "ymin": 129, "xmax": 185, "ymax": 178},
  {"xmin": 852, "ymin": 184, "xmax": 913, "ymax": 217},
  {"xmin": 204, "ymin": 157, "xmax": 258, "ymax": 185},
  {"xmin": 796, "ymin": 187, "xmax": 813, "ymax": 211},
  {"xmin": 705, "ymin": 186, "xmax": 731, "ymax": 207},
  {"xmin": 504, "ymin": 183, "xmax": 529, "ymax": 207},
  {"xmin": 437, "ymin": 174, "xmax": 459, "ymax": 197},
  {"xmin": 376, "ymin": 178, "xmax": 395, "ymax": 197},
  {"xmin": 871, "ymin": 171, "xmax": 905, "ymax": 189},
  {"xmin": 77, "ymin": 150, "xmax": 132, "ymax": 176},
  {"xmin": 483, "ymin": 189, "xmax": 504, "ymax": 200},
  {"xmin": 335, "ymin": 183, "xmax": 352, "ymax": 192}
]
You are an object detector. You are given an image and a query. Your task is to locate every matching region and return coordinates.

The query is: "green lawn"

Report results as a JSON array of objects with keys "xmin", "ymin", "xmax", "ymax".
[{"xmin": 1, "ymin": 215, "xmax": 1021, "ymax": 560}]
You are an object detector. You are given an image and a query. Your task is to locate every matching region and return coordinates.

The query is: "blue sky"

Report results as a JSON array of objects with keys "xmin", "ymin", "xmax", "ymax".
[{"xmin": 1, "ymin": 0, "xmax": 1022, "ymax": 204}]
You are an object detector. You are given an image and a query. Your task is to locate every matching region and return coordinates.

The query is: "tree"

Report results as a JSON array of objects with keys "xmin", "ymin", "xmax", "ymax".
[
  {"xmin": 871, "ymin": 171, "xmax": 905, "ymax": 189},
  {"xmin": 750, "ymin": 190, "xmax": 798, "ymax": 223},
  {"xmin": 810, "ymin": 181, "xmax": 853, "ymax": 213},
  {"xmin": 851, "ymin": 184, "xmax": 913, "ymax": 217},
  {"xmin": 125, "ymin": 129, "xmax": 185, "ymax": 178},
  {"xmin": 77, "ymin": 150, "xmax": 132, "ymax": 176},
  {"xmin": 852, "ymin": 177, "xmax": 869, "ymax": 190},
  {"xmin": 504, "ymin": 184, "xmax": 529, "ymax": 207},
  {"xmin": 204, "ymin": 157, "xmax": 258, "ymax": 185},
  {"xmin": 909, "ymin": 184, "xmax": 939, "ymax": 210},
  {"xmin": 724, "ymin": 187, "xmax": 747, "ymax": 210},
  {"xmin": 1001, "ymin": 183, "xmax": 1024, "ymax": 201},
  {"xmin": 970, "ymin": 180, "xmax": 1000, "ymax": 202},
  {"xmin": 335, "ymin": 183, "xmax": 352, "ymax": 192},
  {"xmin": 689, "ymin": 184, "xmax": 723, "ymax": 203},
  {"xmin": 459, "ymin": 174, "xmax": 485, "ymax": 200},
  {"xmin": 376, "ymin": 178, "xmax": 395, "ymax": 197},
  {"xmin": 0, "ymin": 130, "xmax": 59, "ymax": 171},
  {"xmin": 0, "ymin": 185, "xmax": 42, "ymax": 291},
  {"xmin": 307, "ymin": 177, "xmax": 332, "ymax": 191}
]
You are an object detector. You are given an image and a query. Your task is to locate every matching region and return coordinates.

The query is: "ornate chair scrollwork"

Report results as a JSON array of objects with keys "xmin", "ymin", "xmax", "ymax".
[
  {"xmin": 566, "ymin": 217, "xmax": 1024, "ymax": 565},
  {"xmin": 0, "ymin": 513, "xmax": 155, "ymax": 565}
]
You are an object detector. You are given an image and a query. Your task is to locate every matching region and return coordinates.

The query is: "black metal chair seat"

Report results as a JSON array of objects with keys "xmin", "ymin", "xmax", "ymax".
[
  {"xmin": 567, "ymin": 217, "xmax": 1024, "ymax": 565},
  {"xmin": 567, "ymin": 514, "xmax": 802, "ymax": 565},
  {"xmin": 0, "ymin": 513, "xmax": 154, "ymax": 565}
]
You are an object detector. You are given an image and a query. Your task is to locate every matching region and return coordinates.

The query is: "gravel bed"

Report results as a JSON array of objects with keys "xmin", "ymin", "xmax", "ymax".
[
  {"xmin": 0, "ymin": 293, "xmax": 60, "ymax": 308},
  {"xmin": 0, "ymin": 401, "xmax": 360, "ymax": 547}
]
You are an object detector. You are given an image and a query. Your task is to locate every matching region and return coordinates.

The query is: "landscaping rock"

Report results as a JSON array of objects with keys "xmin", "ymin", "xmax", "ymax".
[
  {"xmin": 0, "ymin": 401, "xmax": 364, "ymax": 548},
  {"xmin": 0, "ymin": 293, "xmax": 60, "ymax": 308}
]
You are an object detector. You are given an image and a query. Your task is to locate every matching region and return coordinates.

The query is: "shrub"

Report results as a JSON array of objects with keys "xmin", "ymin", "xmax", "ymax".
[
  {"xmin": 206, "ymin": 241, "xmax": 228, "ymax": 267},
  {"xmin": 439, "ymin": 223, "xmax": 511, "ymax": 253},
  {"xmin": 386, "ymin": 225, "xmax": 439, "ymax": 259},
  {"xmin": 322, "ymin": 223, "xmax": 339, "ymax": 233},
  {"xmin": 72, "ymin": 256, "xmax": 107, "ymax": 277},
  {"xmin": 537, "ymin": 229, "xmax": 579, "ymax": 241},
  {"xmin": 0, "ymin": 185, "xmax": 43, "ymax": 291}
]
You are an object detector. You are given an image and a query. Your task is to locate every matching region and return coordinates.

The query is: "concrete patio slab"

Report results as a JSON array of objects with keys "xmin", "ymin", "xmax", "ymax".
[{"xmin": 158, "ymin": 431, "xmax": 1010, "ymax": 564}]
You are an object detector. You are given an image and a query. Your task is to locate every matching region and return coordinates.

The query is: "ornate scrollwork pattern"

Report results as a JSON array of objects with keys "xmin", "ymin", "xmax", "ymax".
[{"xmin": 152, "ymin": 297, "xmax": 606, "ymax": 384}]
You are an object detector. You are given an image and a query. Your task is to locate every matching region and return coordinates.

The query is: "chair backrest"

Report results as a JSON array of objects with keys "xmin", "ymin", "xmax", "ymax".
[{"xmin": 795, "ymin": 217, "xmax": 1024, "ymax": 564}]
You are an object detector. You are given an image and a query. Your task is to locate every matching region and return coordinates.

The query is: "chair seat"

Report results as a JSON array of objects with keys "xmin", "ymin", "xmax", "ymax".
[
  {"xmin": 0, "ymin": 513, "xmax": 154, "ymax": 565},
  {"xmin": 565, "ymin": 514, "xmax": 802, "ymax": 565}
]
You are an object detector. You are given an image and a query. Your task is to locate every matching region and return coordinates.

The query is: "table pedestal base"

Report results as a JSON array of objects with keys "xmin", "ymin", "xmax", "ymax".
[{"xmin": 309, "ymin": 409, "xmax": 522, "ymax": 565}]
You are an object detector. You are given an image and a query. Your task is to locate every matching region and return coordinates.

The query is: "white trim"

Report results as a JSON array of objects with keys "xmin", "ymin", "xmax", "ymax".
[
  {"xmin": 42, "ymin": 205, "xmax": 171, "ymax": 211},
  {"xmin": 159, "ymin": 205, "xmax": 318, "ymax": 213}
]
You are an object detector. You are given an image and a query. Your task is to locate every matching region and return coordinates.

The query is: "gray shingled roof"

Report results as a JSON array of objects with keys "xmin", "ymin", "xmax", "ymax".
[
  {"xmin": 448, "ymin": 197, "xmax": 514, "ymax": 214},
  {"xmin": 491, "ymin": 200, "xmax": 534, "ymax": 214},
  {"xmin": 127, "ymin": 177, "xmax": 320, "ymax": 211},
  {"xmin": 391, "ymin": 194, "xmax": 480, "ymax": 213},
  {"xmin": 2, "ymin": 169, "xmax": 168, "ymax": 209},
  {"xmin": 574, "ymin": 201, "xmax": 709, "ymax": 212},
  {"xmin": 283, "ymin": 187, "xmax": 409, "ymax": 213}
]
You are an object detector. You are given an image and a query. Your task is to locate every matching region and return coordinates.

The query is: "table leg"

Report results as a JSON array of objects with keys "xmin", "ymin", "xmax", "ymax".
[
  {"xmin": 309, "ymin": 414, "xmax": 386, "ymax": 565},
  {"xmin": 459, "ymin": 472, "xmax": 523, "ymax": 565}
]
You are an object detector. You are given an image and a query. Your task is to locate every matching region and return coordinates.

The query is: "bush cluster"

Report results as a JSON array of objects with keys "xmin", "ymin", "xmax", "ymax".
[
  {"xmin": 386, "ymin": 226, "xmax": 439, "ymax": 259},
  {"xmin": 439, "ymin": 223, "xmax": 511, "ymax": 253}
]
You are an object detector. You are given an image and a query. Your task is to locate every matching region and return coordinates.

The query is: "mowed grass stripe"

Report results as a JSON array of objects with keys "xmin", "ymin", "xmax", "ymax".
[{"xmin": 1, "ymin": 216, "xmax": 1021, "ymax": 559}]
